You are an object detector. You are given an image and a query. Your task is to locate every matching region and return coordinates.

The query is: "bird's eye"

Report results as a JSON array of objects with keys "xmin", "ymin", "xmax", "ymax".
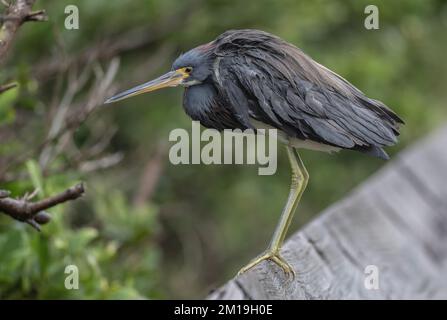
[{"xmin": 184, "ymin": 67, "xmax": 193, "ymax": 73}]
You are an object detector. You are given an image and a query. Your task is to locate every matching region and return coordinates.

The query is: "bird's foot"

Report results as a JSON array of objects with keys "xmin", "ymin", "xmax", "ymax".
[{"xmin": 237, "ymin": 250, "xmax": 295, "ymax": 278}]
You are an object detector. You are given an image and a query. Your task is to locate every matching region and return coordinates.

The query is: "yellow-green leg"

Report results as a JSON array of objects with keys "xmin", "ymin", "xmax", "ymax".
[{"xmin": 238, "ymin": 146, "xmax": 309, "ymax": 277}]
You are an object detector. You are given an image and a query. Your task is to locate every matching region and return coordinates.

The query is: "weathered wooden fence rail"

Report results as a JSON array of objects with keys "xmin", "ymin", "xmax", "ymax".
[{"xmin": 208, "ymin": 125, "xmax": 447, "ymax": 299}]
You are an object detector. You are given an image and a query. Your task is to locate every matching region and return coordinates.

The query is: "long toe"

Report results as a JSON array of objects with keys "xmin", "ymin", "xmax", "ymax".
[
  {"xmin": 271, "ymin": 254, "xmax": 296, "ymax": 279},
  {"xmin": 237, "ymin": 251, "xmax": 296, "ymax": 278},
  {"xmin": 237, "ymin": 252, "xmax": 271, "ymax": 276}
]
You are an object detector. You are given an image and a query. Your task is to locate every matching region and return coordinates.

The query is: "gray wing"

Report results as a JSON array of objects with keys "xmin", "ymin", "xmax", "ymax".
[{"xmin": 213, "ymin": 29, "xmax": 403, "ymax": 158}]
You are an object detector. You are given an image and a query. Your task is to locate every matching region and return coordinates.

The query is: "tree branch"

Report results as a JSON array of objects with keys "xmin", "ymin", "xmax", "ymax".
[
  {"xmin": 0, "ymin": 183, "xmax": 85, "ymax": 230},
  {"xmin": 0, "ymin": 82, "xmax": 17, "ymax": 94},
  {"xmin": 23, "ymin": 9, "xmax": 47, "ymax": 22},
  {"xmin": 133, "ymin": 143, "xmax": 167, "ymax": 207},
  {"xmin": 0, "ymin": 0, "xmax": 47, "ymax": 64}
]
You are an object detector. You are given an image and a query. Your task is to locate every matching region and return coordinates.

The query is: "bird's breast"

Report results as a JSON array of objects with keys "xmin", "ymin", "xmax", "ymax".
[
  {"xmin": 183, "ymin": 83, "xmax": 243, "ymax": 130},
  {"xmin": 183, "ymin": 83, "xmax": 217, "ymax": 120}
]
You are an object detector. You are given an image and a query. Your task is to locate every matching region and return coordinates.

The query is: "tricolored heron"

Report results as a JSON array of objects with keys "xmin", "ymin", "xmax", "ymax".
[{"xmin": 106, "ymin": 29, "xmax": 404, "ymax": 277}]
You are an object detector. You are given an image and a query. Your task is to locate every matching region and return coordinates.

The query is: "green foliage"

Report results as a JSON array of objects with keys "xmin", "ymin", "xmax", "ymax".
[{"xmin": 0, "ymin": 173, "xmax": 160, "ymax": 299}]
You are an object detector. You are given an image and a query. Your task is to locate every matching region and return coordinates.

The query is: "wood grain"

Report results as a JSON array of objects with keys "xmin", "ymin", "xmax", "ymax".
[{"xmin": 208, "ymin": 125, "xmax": 447, "ymax": 300}]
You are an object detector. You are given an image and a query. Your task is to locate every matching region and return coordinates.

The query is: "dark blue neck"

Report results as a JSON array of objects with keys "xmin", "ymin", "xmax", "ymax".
[{"xmin": 183, "ymin": 83, "xmax": 217, "ymax": 122}]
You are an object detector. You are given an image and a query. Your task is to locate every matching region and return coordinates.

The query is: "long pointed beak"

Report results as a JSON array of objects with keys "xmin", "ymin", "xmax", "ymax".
[{"xmin": 105, "ymin": 69, "xmax": 188, "ymax": 104}]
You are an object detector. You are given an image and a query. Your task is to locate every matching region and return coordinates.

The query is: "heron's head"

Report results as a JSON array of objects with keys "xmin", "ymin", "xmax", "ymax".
[{"xmin": 105, "ymin": 45, "xmax": 214, "ymax": 104}]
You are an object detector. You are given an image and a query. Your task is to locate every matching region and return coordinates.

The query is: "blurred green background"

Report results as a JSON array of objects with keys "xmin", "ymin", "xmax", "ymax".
[{"xmin": 1, "ymin": 0, "xmax": 446, "ymax": 299}]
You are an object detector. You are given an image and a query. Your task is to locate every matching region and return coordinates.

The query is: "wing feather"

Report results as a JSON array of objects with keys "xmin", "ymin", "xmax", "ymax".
[{"xmin": 212, "ymin": 29, "xmax": 403, "ymax": 156}]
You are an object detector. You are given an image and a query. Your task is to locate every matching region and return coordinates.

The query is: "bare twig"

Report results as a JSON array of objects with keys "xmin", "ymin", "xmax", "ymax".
[
  {"xmin": 133, "ymin": 143, "xmax": 168, "ymax": 207},
  {"xmin": 23, "ymin": 9, "xmax": 47, "ymax": 22},
  {"xmin": 0, "ymin": 0, "xmax": 47, "ymax": 64},
  {"xmin": 38, "ymin": 58, "xmax": 120, "ymax": 170},
  {"xmin": 0, "ymin": 183, "xmax": 85, "ymax": 230},
  {"xmin": 0, "ymin": 82, "xmax": 17, "ymax": 94},
  {"xmin": 0, "ymin": 58, "xmax": 120, "ymax": 181},
  {"xmin": 79, "ymin": 153, "xmax": 124, "ymax": 173}
]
